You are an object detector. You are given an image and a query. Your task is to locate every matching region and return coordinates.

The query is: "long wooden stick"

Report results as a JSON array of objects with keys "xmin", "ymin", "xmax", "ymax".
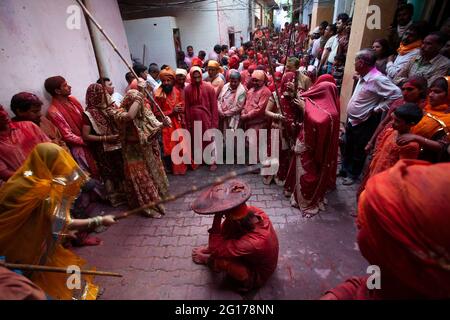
[
  {"xmin": 261, "ymin": 38, "xmax": 285, "ymax": 118},
  {"xmin": 114, "ymin": 162, "xmax": 271, "ymax": 220},
  {"xmin": 75, "ymin": 0, "xmax": 167, "ymax": 120},
  {"xmin": 2, "ymin": 262, "xmax": 122, "ymax": 278},
  {"xmin": 282, "ymin": 23, "xmax": 295, "ymax": 78}
]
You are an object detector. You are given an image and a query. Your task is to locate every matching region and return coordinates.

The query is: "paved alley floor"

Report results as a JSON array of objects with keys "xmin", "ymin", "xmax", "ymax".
[{"xmin": 74, "ymin": 164, "xmax": 368, "ymax": 300}]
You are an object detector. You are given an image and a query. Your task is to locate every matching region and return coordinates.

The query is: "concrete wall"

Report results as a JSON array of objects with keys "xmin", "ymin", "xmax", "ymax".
[
  {"xmin": 311, "ymin": 1, "xmax": 335, "ymax": 29},
  {"xmin": 302, "ymin": 0, "xmax": 315, "ymax": 26},
  {"xmin": 217, "ymin": 0, "xmax": 251, "ymax": 48},
  {"xmin": 121, "ymin": 1, "xmax": 221, "ymax": 56},
  {"xmin": 0, "ymin": 0, "xmax": 131, "ymax": 114},
  {"xmin": 120, "ymin": 0, "xmax": 251, "ymax": 59},
  {"xmin": 332, "ymin": 0, "xmax": 354, "ymax": 22},
  {"xmin": 124, "ymin": 17, "xmax": 178, "ymax": 69},
  {"xmin": 339, "ymin": 0, "xmax": 398, "ymax": 121},
  {"xmin": 176, "ymin": 1, "xmax": 221, "ymax": 53},
  {"xmin": 85, "ymin": 0, "xmax": 131, "ymax": 96}
]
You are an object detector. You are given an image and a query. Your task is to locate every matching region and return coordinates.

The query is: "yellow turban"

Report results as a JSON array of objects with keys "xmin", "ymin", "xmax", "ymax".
[{"xmin": 207, "ymin": 60, "xmax": 220, "ymax": 69}]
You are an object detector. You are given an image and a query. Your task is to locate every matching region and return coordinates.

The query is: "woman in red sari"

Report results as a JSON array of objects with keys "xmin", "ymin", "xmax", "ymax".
[
  {"xmin": 284, "ymin": 75, "xmax": 340, "ymax": 217},
  {"xmin": 322, "ymin": 160, "xmax": 450, "ymax": 299}
]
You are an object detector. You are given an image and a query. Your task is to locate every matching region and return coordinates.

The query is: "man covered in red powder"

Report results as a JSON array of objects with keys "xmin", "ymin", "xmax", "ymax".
[{"xmin": 191, "ymin": 179, "xmax": 279, "ymax": 292}]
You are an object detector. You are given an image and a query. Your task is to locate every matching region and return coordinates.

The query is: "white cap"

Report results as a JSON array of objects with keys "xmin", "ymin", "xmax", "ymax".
[
  {"xmin": 310, "ymin": 26, "xmax": 320, "ymax": 35},
  {"xmin": 176, "ymin": 68, "xmax": 188, "ymax": 76}
]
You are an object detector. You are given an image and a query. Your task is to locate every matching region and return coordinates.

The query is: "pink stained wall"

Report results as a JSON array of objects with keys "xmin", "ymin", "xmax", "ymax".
[{"xmin": 0, "ymin": 0, "xmax": 131, "ymax": 115}]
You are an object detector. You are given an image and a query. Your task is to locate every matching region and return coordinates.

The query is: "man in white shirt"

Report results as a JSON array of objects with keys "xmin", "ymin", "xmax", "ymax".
[
  {"xmin": 310, "ymin": 27, "xmax": 321, "ymax": 61},
  {"xmin": 341, "ymin": 49, "xmax": 402, "ymax": 185},
  {"xmin": 318, "ymin": 24, "xmax": 337, "ymax": 74},
  {"xmin": 386, "ymin": 22, "xmax": 427, "ymax": 80}
]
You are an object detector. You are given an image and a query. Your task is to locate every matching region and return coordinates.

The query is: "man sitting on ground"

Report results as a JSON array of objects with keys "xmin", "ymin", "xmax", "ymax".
[{"xmin": 191, "ymin": 180, "xmax": 279, "ymax": 292}]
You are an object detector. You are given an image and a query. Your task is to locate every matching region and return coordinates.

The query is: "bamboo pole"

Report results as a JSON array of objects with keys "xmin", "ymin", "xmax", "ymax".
[
  {"xmin": 1, "ymin": 261, "xmax": 122, "ymax": 278},
  {"xmin": 75, "ymin": 0, "xmax": 169, "ymax": 125},
  {"xmin": 114, "ymin": 160, "xmax": 275, "ymax": 220},
  {"xmin": 261, "ymin": 37, "xmax": 285, "ymax": 118},
  {"xmin": 282, "ymin": 23, "xmax": 295, "ymax": 78}
]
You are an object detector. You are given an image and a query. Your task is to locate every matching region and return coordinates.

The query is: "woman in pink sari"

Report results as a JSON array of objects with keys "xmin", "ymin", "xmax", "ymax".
[{"xmin": 284, "ymin": 75, "xmax": 340, "ymax": 217}]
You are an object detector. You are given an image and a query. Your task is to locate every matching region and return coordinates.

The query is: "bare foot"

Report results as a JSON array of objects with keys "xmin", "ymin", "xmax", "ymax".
[
  {"xmin": 192, "ymin": 249, "xmax": 211, "ymax": 265},
  {"xmin": 73, "ymin": 235, "xmax": 102, "ymax": 247},
  {"xmin": 192, "ymin": 246, "xmax": 210, "ymax": 255}
]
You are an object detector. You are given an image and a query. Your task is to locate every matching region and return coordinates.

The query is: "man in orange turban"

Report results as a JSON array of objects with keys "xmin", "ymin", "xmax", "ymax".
[
  {"xmin": 205, "ymin": 60, "xmax": 225, "ymax": 98},
  {"xmin": 155, "ymin": 67, "xmax": 194, "ymax": 175}
]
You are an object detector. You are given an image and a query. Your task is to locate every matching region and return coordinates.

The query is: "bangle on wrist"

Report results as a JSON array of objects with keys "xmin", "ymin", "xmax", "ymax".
[{"xmin": 95, "ymin": 216, "xmax": 103, "ymax": 227}]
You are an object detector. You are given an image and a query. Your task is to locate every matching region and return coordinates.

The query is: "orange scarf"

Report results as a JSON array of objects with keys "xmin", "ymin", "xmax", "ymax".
[
  {"xmin": 397, "ymin": 40, "xmax": 422, "ymax": 55},
  {"xmin": 412, "ymin": 77, "xmax": 450, "ymax": 139},
  {"xmin": 411, "ymin": 103, "xmax": 450, "ymax": 139}
]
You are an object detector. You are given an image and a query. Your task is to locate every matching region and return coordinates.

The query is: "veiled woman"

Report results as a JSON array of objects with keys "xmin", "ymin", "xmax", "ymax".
[
  {"xmin": 111, "ymin": 78, "xmax": 169, "ymax": 218},
  {"xmin": 284, "ymin": 75, "xmax": 340, "ymax": 217},
  {"xmin": 82, "ymin": 83, "xmax": 126, "ymax": 207},
  {"xmin": 264, "ymin": 71, "xmax": 303, "ymax": 186},
  {"xmin": 0, "ymin": 143, "xmax": 116, "ymax": 299}
]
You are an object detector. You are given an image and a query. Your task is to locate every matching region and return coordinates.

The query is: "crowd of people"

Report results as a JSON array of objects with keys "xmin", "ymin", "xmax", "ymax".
[{"xmin": 0, "ymin": 1, "xmax": 450, "ymax": 300}]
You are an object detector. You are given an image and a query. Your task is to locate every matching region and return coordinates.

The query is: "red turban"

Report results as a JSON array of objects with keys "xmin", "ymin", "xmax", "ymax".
[
  {"xmin": 192, "ymin": 57, "xmax": 204, "ymax": 67},
  {"xmin": 274, "ymin": 71, "xmax": 283, "ymax": 80},
  {"xmin": 243, "ymin": 60, "xmax": 251, "ymax": 69},
  {"xmin": 44, "ymin": 76, "xmax": 66, "ymax": 96},
  {"xmin": 358, "ymin": 159, "xmax": 450, "ymax": 298},
  {"xmin": 228, "ymin": 55, "xmax": 240, "ymax": 70}
]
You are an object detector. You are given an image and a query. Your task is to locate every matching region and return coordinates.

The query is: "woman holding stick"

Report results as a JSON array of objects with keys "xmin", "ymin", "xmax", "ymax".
[{"xmin": 0, "ymin": 143, "xmax": 116, "ymax": 299}]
